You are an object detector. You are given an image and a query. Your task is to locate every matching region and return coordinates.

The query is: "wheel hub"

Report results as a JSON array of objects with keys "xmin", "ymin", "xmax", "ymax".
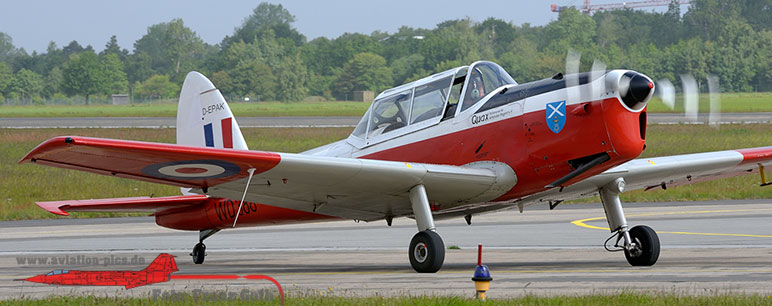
[{"xmin": 413, "ymin": 242, "xmax": 428, "ymax": 263}]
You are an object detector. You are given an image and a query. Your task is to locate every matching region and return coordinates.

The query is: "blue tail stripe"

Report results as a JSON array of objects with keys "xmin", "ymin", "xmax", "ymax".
[{"xmin": 203, "ymin": 123, "xmax": 214, "ymax": 147}]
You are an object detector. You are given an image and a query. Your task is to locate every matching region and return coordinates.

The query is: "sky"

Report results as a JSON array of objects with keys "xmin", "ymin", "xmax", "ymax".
[{"xmin": 0, "ymin": 0, "xmax": 682, "ymax": 54}]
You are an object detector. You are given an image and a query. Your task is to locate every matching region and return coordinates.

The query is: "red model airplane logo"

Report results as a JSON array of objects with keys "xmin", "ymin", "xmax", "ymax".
[{"xmin": 20, "ymin": 253, "xmax": 177, "ymax": 289}]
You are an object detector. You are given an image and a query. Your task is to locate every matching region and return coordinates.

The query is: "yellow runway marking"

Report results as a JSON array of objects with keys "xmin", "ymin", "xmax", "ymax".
[{"xmin": 571, "ymin": 208, "xmax": 772, "ymax": 238}]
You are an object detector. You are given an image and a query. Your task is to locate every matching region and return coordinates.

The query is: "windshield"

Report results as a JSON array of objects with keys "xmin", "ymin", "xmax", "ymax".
[
  {"xmin": 410, "ymin": 76, "xmax": 453, "ymax": 124},
  {"xmin": 460, "ymin": 62, "xmax": 516, "ymax": 112},
  {"xmin": 368, "ymin": 90, "xmax": 413, "ymax": 137}
]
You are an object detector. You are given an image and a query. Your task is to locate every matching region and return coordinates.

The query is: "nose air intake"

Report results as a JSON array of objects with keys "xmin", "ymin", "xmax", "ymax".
[{"xmin": 621, "ymin": 72, "xmax": 654, "ymax": 111}]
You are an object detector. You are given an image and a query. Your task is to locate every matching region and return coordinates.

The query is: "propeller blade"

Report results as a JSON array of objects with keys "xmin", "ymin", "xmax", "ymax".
[
  {"xmin": 618, "ymin": 73, "xmax": 632, "ymax": 98},
  {"xmin": 680, "ymin": 74, "xmax": 698, "ymax": 122},
  {"xmin": 707, "ymin": 74, "xmax": 721, "ymax": 128},
  {"xmin": 656, "ymin": 79, "xmax": 676, "ymax": 110},
  {"xmin": 565, "ymin": 49, "xmax": 581, "ymax": 104},
  {"xmin": 590, "ymin": 59, "xmax": 607, "ymax": 99}
]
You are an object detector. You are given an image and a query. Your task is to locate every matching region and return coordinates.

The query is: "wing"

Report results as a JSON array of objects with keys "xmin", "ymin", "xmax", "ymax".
[
  {"xmin": 485, "ymin": 147, "xmax": 772, "ymax": 214},
  {"xmin": 21, "ymin": 136, "xmax": 516, "ymax": 221}
]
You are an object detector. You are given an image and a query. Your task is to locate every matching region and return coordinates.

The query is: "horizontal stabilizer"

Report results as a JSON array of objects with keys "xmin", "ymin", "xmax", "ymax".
[{"xmin": 35, "ymin": 195, "xmax": 209, "ymax": 216}]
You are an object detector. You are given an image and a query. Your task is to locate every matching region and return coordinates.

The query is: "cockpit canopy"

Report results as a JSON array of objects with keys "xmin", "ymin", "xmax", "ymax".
[
  {"xmin": 47, "ymin": 270, "xmax": 69, "ymax": 276},
  {"xmin": 350, "ymin": 61, "xmax": 515, "ymax": 146}
]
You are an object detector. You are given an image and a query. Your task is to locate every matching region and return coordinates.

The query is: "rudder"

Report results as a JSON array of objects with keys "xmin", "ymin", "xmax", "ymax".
[
  {"xmin": 177, "ymin": 72, "xmax": 248, "ymax": 150},
  {"xmin": 143, "ymin": 253, "xmax": 179, "ymax": 273}
]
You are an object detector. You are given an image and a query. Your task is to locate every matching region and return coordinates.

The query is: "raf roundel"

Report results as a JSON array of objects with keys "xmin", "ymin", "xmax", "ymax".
[{"xmin": 142, "ymin": 160, "xmax": 241, "ymax": 180}]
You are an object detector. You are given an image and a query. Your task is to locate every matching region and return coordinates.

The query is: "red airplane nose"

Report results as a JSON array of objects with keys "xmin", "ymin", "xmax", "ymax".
[{"xmin": 20, "ymin": 275, "xmax": 44, "ymax": 283}]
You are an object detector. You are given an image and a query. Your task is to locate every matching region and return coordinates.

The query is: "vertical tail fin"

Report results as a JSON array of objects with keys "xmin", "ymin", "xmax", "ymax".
[
  {"xmin": 177, "ymin": 72, "xmax": 249, "ymax": 195},
  {"xmin": 177, "ymin": 72, "xmax": 248, "ymax": 150},
  {"xmin": 143, "ymin": 253, "xmax": 178, "ymax": 273}
]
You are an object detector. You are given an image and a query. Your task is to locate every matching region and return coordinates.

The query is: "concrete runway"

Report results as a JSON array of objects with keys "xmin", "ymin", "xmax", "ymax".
[
  {"xmin": 1, "ymin": 200, "xmax": 771, "ymax": 299},
  {"xmin": 1, "ymin": 112, "xmax": 770, "ymax": 128}
]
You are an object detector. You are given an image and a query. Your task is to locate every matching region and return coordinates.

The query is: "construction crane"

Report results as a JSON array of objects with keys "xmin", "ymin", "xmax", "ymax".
[{"xmin": 551, "ymin": 0, "xmax": 690, "ymax": 14}]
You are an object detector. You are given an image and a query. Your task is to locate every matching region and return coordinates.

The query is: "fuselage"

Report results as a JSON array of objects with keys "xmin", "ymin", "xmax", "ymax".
[{"xmin": 305, "ymin": 65, "xmax": 652, "ymax": 205}]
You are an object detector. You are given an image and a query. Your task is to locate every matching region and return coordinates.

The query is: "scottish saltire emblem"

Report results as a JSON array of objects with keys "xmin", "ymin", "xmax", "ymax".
[{"xmin": 546, "ymin": 101, "xmax": 566, "ymax": 134}]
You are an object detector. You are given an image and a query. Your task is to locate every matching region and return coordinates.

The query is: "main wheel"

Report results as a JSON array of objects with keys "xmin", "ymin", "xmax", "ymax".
[
  {"xmin": 408, "ymin": 230, "xmax": 445, "ymax": 273},
  {"xmin": 191, "ymin": 242, "xmax": 206, "ymax": 264},
  {"xmin": 624, "ymin": 225, "xmax": 660, "ymax": 266}
]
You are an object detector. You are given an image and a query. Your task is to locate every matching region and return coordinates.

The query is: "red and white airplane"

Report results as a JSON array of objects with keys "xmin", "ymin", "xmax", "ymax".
[{"xmin": 21, "ymin": 61, "xmax": 772, "ymax": 273}]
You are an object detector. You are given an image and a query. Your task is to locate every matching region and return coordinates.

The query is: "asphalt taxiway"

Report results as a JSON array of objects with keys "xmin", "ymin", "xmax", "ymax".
[
  {"xmin": 1, "ymin": 200, "xmax": 771, "ymax": 299},
  {"xmin": 1, "ymin": 112, "xmax": 770, "ymax": 128}
]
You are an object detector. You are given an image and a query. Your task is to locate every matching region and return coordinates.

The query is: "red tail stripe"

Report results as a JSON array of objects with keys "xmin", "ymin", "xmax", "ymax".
[{"xmin": 221, "ymin": 117, "xmax": 233, "ymax": 149}]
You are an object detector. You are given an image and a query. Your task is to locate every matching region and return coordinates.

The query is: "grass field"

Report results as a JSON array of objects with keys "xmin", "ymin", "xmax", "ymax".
[
  {"xmin": 1, "ymin": 92, "xmax": 771, "ymax": 117},
  {"xmin": 1, "ymin": 127, "xmax": 352, "ymax": 220},
  {"xmin": 618, "ymin": 123, "xmax": 772, "ymax": 202},
  {"xmin": 646, "ymin": 92, "xmax": 772, "ymax": 113},
  {"xmin": 5, "ymin": 293, "xmax": 772, "ymax": 305},
  {"xmin": 1, "ymin": 124, "xmax": 771, "ymax": 221},
  {"xmin": 0, "ymin": 101, "xmax": 370, "ymax": 118}
]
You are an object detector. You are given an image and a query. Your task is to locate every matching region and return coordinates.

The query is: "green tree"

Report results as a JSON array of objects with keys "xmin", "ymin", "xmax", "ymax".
[
  {"xmin": 595, "ymin": 14, "xmax": 622, "ymax": 49},
  {"xmin": 209, "ymin": 70, "xmax": 234, "ymax": 97},
  {"xmin": 0, "ymin": 62, "xmax": 12, "ymax": 95},
  {"xmin": 333, "ymin": 52, "xmax": 392, "ymax": 100},
  {"xmin": 710, "ymin": 20, "xmax": 758, "ymax": 91},
  {"xmin": 419, "ymin": 18, "xmax": 493, "ymax": 70},
  {"xmin": 222, "ymin": 2, "xmax": 305, "ymax": 47},
  {"xmin": 125, "ymin": 52, "xmax": 153, "ymax": 84},
  {"xmin": 100, "ymin": 35, "xmax": 128, "ymax": 60},
  {"xmin": 0, "ymin": 32, "xmax": 20, "ymax": 63},
  {"xmin": 221, "ymin": 31, "xmax": 307, "ymax": 102},
  {"xmin": 661, "ymin": 38, "xmax": 710, "ymax": 88},
  {"xmin": 134, "ymin": 19, "xmax": 204, "ymax": 78},
  {"xmin": 475, "ymin": 18, "xmax": 518, "ymax": 57},
  {"xmin": 390, "ymin": 54, "xmax": 425, "ymax": 85},
  {"xmin": 684, "ymin": 0, "xmax": 742, "ymax": 41},
  {"xmin": 378, "ymin": 26, "xmax": 426, "ymax": 63},
  {"xmin": 306, "ymin": 71, "xmax": 336, "ymax": 98},
  {"xmin": 61, "ymin": 51, "xmax": 106, "ymax": 103},
  {"xmin": 101, "ymin": 53, "xmax": 129, "ymax": 94},
  {"xmin": 226, "ymin": 59, "xmax": 276, "ymax": 100},
  {"xmin": 62, "ymin": 40, "xmax": 86, "ymax": 56},
  {"xmin": 10, "ymin": 68, "xmax": 44, "ymax": 102},
  {"xmin": 273, "ymin": 53, "xmax": 307, "ymax": 101},
  {"xmin": 543, "ymin": 8, "xmax": 596, "ymax": 54},
  {"xmin": 300, "ymin": 37, "xmax": 333, "ymax": 76},
  {"xmin": 739, "ymin": 0, "xmax": 772, "ymax": 32},
  {"xmin": 753, "ymin": 30, "xmax": 772, "ymax": 91},
  {"xmin": 43, "ymin": 66, "xmax": 63, "ymax": 98},
  {"xmin": 134, "ymin": 74, "xmax": 179, "ymax": 100}
]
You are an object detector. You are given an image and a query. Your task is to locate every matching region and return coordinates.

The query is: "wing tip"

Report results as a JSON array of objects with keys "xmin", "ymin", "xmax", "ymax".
[
  {"xmin": 736, "ymin": 146, "xmax": 772, "ymax": 165},
  {"xmin": 34, "ymin": 202, "xmax": 70, "ymax": 216},
  {"xmin": 19, "ymin": 136, "xmax": 75, "ymax": 164}
]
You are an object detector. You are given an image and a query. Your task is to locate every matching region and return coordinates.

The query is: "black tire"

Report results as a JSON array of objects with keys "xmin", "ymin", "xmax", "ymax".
[
  {"xmin": 624, "ymin": 225, "xmax": 660, "ymax": 266},
  {"xmin": 192, "ymin": 242, "xmax": 206, "ymax": 264},
  {"xmin": 408, "ymin": 230, "xmax": 445, "ymax": 273}
]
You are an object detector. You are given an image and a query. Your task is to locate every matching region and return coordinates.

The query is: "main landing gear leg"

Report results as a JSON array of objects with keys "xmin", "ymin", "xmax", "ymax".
[
  {"xmin": 408, "ymin": 184, "xmax": 445, "ymax": 273},
  {"xmin": 191, "ymin": 229, "xmax": 220, "ymax": 264},
  {"xmin": 599, "ymin": 178, "xmax": 660, "ymax": 266}
]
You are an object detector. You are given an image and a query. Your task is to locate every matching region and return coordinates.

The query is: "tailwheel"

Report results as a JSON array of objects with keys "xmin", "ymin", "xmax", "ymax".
[
  {"xmin": 191, "ymin": 242, "xmax": 206, "ymax": 264},
  {"xmin": 624, "ymin": 225, "xmax": 660, "ymax": 266},
  {"xmin": 409, "ymin": 230, "xmax": 445, "ymax": 273}
]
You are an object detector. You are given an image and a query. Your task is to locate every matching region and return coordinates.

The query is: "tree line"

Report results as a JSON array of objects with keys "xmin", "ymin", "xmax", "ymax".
[{"xmin": 0, "ymin": 0, "xmax": 769, "ymax": 104}]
